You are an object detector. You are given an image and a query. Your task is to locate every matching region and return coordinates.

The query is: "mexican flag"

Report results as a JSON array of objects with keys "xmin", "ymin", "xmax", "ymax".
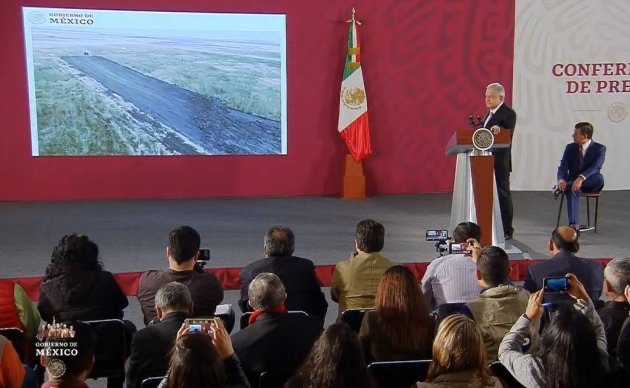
[{"xmin": 338, "ymin": 17, "xmax": 371, "ymax": 163}]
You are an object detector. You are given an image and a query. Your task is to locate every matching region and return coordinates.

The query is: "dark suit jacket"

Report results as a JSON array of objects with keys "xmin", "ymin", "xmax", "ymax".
[
  {"xmin": 239, "ymin": 256, "xmax": 328, "ymax": 320},
  {"xmin": 597, "ymin": 301, "xmax": 630, "ymax": 369},
  {"xmin": 523, "ymin": 251, "xmax": 604, "ymax": 300},
  {"xmin": 137, "ymin": 268, "xmax": 223, "ymax": 325},
  {"xmin": 483, "ymin": 103, "xmax": 517, "ymax": 172},
  {"xmin": 125, "ymin": 311, "xmax": 188, "ymax": 388},
  {"xmin": 557, "ymin": 141, "xmax": 606, "ymax": 182},
  {"xmin": 231, "ymin": 312, "xmax": 322, "ymax": 386}
]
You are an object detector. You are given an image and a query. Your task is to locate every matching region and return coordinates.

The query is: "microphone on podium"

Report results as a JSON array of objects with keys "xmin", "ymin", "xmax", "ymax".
[{"xmin": 468, "ymin": 115, "xmax": 477, "ymax": 129}]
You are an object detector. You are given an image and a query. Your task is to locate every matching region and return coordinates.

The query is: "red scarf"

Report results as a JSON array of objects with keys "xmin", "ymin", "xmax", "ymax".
[{"xmin": 248, "ymin": 304, "xmax": 288, "ymax": 325}]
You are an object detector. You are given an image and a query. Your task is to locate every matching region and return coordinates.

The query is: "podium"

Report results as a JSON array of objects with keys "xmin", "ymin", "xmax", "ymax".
[{"xmin": 445, "ymin": 130, "xmax": 511, "ymax": 248}]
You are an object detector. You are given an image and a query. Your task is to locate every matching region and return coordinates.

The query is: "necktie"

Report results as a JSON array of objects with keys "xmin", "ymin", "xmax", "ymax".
[{"xmin": 578, "ymin": 145, "xmax": 584, "ymax": 171}]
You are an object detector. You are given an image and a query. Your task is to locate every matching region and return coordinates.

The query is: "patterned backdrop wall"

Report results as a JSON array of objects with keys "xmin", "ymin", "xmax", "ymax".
[
  {"xmin": 512, "ymin": 0, "xmax": 630, "ymax": 190},
  {"xmin": 0, "ymin": 0, "xmax": 515, "ymax": 200}
]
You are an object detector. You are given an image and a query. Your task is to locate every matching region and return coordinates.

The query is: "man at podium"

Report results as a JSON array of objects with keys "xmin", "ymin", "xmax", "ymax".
[{"xmin": 482, "ymin": 82, "xmax": 517, "ymax": 240}]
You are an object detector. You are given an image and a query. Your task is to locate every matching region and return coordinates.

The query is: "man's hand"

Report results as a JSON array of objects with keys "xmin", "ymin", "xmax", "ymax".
[
  {"xmin": 466, "ymin": 238, "xmax": 482, "ymax": 262},
  {"xmin": 566, "ymin": 273, "xmax": 589, "ymax": 301},
  {"xmin": 558, "ymin": 180, "xmax": 567, "ymax": 191},
  {"xmin": 491, "ymin": 125, "xmax": 501, "ymax": 135},
  {"xmin": 525, "ymin": 290, "xmax": 544, "ymax": 321},
  {"xmin": 572, "ymin": 177, "xmax": 584, "ymax": 192}
]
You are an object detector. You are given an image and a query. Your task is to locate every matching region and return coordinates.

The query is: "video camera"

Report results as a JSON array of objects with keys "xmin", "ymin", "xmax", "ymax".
[
  {"xmin": 426, "ymin": 229, "xmax": 472, "ymax": 257},
  {"xmin": 194, "ymin": 248, "xmax": 211, "ymax": 273}
]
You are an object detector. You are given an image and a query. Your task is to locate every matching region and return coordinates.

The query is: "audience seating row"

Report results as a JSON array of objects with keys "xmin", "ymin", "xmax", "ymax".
[{"xmin": 3, "ymin": 259, "xmax": 612, "ymax": 301}]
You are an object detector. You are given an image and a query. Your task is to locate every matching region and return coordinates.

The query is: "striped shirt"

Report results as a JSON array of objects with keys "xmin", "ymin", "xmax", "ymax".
[{"xmin": 421, "ymin": 254, "xmax": 481, "ymax": 310}]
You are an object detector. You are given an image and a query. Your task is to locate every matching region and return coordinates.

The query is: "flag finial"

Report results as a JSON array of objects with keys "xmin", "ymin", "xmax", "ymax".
[{"xmin": 347, "ymin": 7, "xmax": 361, "ymax": 25}]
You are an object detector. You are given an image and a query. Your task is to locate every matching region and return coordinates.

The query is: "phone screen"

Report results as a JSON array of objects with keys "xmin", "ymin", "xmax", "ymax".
[
  {"xmin": 185, "ymin": 318, "xmax": 214, "ymax": 333},
  {"xmin": 543, "ymin": 277, "xmax": 569, "ymax": 293}
]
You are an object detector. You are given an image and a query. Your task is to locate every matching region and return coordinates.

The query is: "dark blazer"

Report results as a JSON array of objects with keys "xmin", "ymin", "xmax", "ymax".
[
  {"xmin": 231, "ymin": 312, "xmax": 322, "ymax": 387},
  {"xmin": 138, "ymin": 268, "xmax": 224, "ymax": 325},
  {"xmin": 239, "ymin": 256, "xmax": 328, "ymax": 320},
  {"xmin": 125, "ymin": 311, "xmax": 188, "ymax": 388},
  {"xmin": 597, "ymin": 301, "xmax": 630, "ymax": 369},
  {"xmin": 523, "ymin": 251, "xmax": 604, "ymax": 300},
  {"xmin": 557, "ymin": 141, "xmax": 606, "ymax": 182},
  {"xmin": 38, "ymin": 270, "xmax": 128, "ymax": 323},
  {"xmin": 484, "ymin": 103, "xmax": 517, "ymax": 172}
]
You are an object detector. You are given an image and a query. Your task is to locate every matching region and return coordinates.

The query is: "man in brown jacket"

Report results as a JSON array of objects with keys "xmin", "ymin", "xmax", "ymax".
[{"xmin": 331, "ymin": 219, "xmax": 394, "ymax": 320}]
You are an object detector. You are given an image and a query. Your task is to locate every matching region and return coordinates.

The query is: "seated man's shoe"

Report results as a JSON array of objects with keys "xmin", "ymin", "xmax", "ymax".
[{"xmin": 504, "ymin": 234, "xmax": 513, "ymax": 241}]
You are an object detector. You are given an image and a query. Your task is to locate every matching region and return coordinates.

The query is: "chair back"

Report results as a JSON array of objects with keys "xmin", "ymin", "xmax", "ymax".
[
  {"xmin": 340, "ymin": 308, "xmax": 374, "ymax": 333},
  {"xmin": 84, "ymin": 319, "xmax": 127, "ymax": 378},
  {"xmin": 0, "ymin": 327, "xmax": 25, "ymax": 361},
  {"xmin": 141, "ymin": 376, "xmax": 165, "ymax": 388},
  {"xmin": 259, "ymin": 369, "xmax": 294, "ymax": 388},
  {"xmin": 368, "ymin": 359, "xmax": 431, "ymax": 388},
  {"xmin": 489, "ymin": 361, "xmax": 525, "ymax": 388},
  {"xmin": 240, "ymin": 310, "xmax": 307, "ymax": 330},
  {"xmin": 432, "ymin": 303, "xmax": 465, "ymax": 328}
]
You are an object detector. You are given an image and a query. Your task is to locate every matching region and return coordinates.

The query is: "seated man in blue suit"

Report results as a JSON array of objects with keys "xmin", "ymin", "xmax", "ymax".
[{"xmin": 557, "ymin": 121, "xmax": 606, "ymax": 230}]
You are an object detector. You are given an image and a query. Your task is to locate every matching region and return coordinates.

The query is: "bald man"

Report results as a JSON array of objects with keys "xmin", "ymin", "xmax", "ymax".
[{"xmin": 523, "ymin": 226, "xmax": 604, "ymax": 300}]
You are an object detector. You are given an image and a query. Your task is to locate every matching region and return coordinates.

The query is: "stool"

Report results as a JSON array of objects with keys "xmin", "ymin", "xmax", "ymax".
[{"xmin": 555, "ymin": 192, "xmax": 601, "ymax": 232}]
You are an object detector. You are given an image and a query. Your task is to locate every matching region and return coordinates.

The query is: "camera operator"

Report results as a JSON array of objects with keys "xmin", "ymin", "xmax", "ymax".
[
  {"xmin": 137, "ymin": 226, "xmax": 224, "ymax": 325},
  {"xmin": 421, "ymin": 222, "xmax": 482, "ymax": 310}
]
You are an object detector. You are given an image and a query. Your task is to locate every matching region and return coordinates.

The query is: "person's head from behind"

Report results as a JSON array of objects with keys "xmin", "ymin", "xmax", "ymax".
[
  {"xmin": 452, "ymin": 222, "xmax": 481, "ymax": 244},
  {"xmin": 45, "ymin": 234, "xmax": 102, "ymax": 279},
  {"xmin": 248, "ymin": 272, "xmax": 286, "ymax": 312},
  {"xmin": 167, "ymin": 226, "xmax": 201, "ymax": 266},
  {"xmin": 573, "ymin": 122, "xmax": 594, "ymax": 144},
  {"xmin": 427, "ymin": 314, "xmax": 493, "ymax": 385},
  {"xmin": 155, "ymin": 281, "xmax": 193, "ymax": 320},
  {"xmin": 476, "ymin": 246, "xmax": 511, "ymax": 288},
  {"xmin": 549, "ymin": 226, "xmax": 579, "ymax": 254},
  {"xmin": 355, "ymin": 219, "xmax": 384, "ymax": 253},
  {"xmin": 375, "ymin": 265, "xmax": 431, "ymax": 351},
  {"xmin": 603, "ymin": 258, "xmax": 630, "ymax": 300},
  {"xmin": 167, "ymin": 333, "xmax": 225, "ymax": 388},
  {"xmin": 42, "ymin": 321, "xmax": 97, "ymax": 382},
  {"xmin": 263, "ymin": 225, "xmax": 295, "ymax": 257},
  {"xmin": 539, "ymin": 304, "xmax": 606, "ymax": 387},
  {"xmin": 287, "ymin": 323, "xmax": 372, "ymax": 388}
]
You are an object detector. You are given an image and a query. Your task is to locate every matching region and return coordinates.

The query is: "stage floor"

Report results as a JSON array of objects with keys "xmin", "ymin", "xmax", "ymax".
[{"xmin": 0, "ymin": 191, "xmax": 626, "ymax": 279}]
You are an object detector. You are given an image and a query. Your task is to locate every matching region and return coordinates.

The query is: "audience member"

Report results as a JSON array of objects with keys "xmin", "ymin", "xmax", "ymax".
[
  {"xmin": 460, "ymin": 246, "xmax": 536, "ymax": 362},
  {"xmin": 159, "ymin": 318, "xmax": 249, "ymax": 388},
  {"xmin": 499, "ymin": 273, "xmax": 609, "ymax": 388},
  {"xmin": 40, "ymin": 321, "xmax": 97, "ymax": 388},
  {"xmin": 0, "ymin": 334, "xmax": 25, "ymax": 388},
  {"xmin": 125, "ymin": 282, "xmax": 192, "ymax": 388},
  {"xmin": 137, "ymin": 226, "xmax": 224, "ymax": 325},
  {"xmin": 418, "ymin": 314, "xmax": 501, "ymax": 388},
  {"xmin": 331, "ymin": 219, "xmax": 394, "ymax": 319},
  {"xmin": 38, "ymin": 234, "xmax": 130, "ymax": 323},
  {"xmin": 523, "ymin": 227, "xmax": 604, "ymax": 300},
  {"xmin": 231, "ymin": 273, "xmax": 321, "ymax": 386},
  {"xmin": 421, "ymin": 222, "xmax": 482, "ymax": 310},
  {"xmin": 359, "ymin": 265, "xmax": 434, "ymax": 362},
  {"xmin": 611, "ymin": 286, "xmax": 630, "ymax": 387},
  {"xmin": 239, "ymin": 225, "xmax": 328, "ymax": 320},
  {"xmin": 286, "ymin": 323, "xmax": 374, "ymax": 388},
  {"xmin": 0, "ymin": 280, "xmax": 41, "ymax": 339},
  {"xmin": 598, "ymin": 258, "xmax": 630, "ymax": 369}
]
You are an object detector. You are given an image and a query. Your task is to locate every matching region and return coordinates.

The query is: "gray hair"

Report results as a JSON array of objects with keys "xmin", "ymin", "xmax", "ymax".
[
  {"xmin": 486, "ymin": 82, "xmax": 505, "ymax": 99},
  {"xmin": 264, "ymin": 225, "xmax": 295, "ymax": 256},
  {"xmin": 604, "ymin": 258, "xmax": 630, "ymax": 295},
  {"xmin": 155, "ymin": 282, "xmax": 192, "ymax": 311},
  {"xmin": 248, "ymin": 273, "xmax": 287, "ymax": 311}
]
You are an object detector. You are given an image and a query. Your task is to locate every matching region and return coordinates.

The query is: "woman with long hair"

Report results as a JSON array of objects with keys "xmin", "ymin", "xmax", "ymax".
[
  {"xmin": 359, "ymin": 265, "xmax": 434, "ymax": 362},
  {"xmin": 161, "ymin": 318, "xmax": 249, "ymax": 388},
  {"xmin": 286, "ymin": 323, "xmax": 374, "ymax": 388},
  {"xmin": 418, "ymin": 314, "xmax": 501, "ymax": 387},
  {"xmin": 38, "ymin": 233, "xmax": 129, "ymax": 322},
  {"xmin": 498, "ymin": 273, "xmax": 610, "ymax": 388}
]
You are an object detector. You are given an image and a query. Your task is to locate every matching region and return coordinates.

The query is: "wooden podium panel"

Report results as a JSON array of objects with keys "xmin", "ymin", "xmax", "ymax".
[
  {"xmin": 342, "ymin": 154, "xmax": 366, "ymax": 200},
  {"xmin": 470, "ymin": 156, "xmax": 494, "ymax": 247}
]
